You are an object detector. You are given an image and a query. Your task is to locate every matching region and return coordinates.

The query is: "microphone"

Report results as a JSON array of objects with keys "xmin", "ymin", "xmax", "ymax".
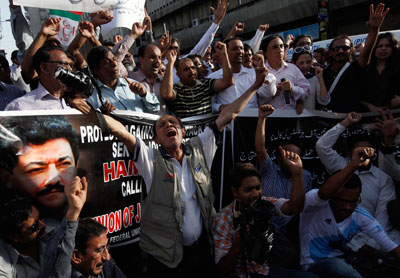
[{"xmin": 281, "ymin": 78, "xmax": 290, "ymax": 104}]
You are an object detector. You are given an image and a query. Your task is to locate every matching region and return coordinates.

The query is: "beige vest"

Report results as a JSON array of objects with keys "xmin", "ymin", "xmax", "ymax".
[{"xmin": 139, "ymin": 137, "xmax": 215, "ymax": 268}]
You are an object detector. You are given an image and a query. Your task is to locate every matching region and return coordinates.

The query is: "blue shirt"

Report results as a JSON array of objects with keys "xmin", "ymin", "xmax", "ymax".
[
  {"xmin": 0, "ymin": 82, "xmax": 25, "ymax": 111},
  {"xmin": 260, "ymin": 155, "xmax": 312, "ymax": 199},
  {"xmin": 87, "ymin": 77, "xmax": 160, "ymax": 113}
]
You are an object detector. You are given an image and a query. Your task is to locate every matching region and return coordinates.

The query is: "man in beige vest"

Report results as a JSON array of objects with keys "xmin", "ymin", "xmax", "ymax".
[{"xmin": 74, "ymin": 53, "xmax": 269, "ymax": 277}]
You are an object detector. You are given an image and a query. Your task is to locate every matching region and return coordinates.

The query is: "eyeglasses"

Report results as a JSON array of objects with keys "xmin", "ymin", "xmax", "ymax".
[
  {"xmin": 93, "ymin": 244, "xmax": 111, "ymax": 256},
  {"xmin": 22, "ymin": 217, "xmax": 43, "ymax": 235},
  {"xmin": 47, "ymin": 61, "xmax": 74, "ymax": 67},
  {"xmin": 332, "ymin": 196, "xmax": 361, "ymax": 207},
  {"xmin": 331, "ymin": 45, "xmax": 351, "ymax": 52},
  {"xmin": 294, "ymin": 45, "xmax": 312, "ymax": 54}
]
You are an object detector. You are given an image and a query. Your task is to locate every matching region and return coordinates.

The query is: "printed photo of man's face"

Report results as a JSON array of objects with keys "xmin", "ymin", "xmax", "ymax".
[{"xmin": 9, "ymin": 138, "xmax": 76, "ymax": 209}]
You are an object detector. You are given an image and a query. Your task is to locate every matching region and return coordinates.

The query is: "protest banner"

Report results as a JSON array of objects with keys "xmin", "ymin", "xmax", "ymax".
[
  {"xmin": 49, "ymin": 10, "xmax": 82, "ymax": 47},
  {"xmin": 101, "ymin": 0, "xmax": 146, "ymax": 36},
  {"xmin": 14, "ymin": 0, "xmax": 118, "ymax": 13}
]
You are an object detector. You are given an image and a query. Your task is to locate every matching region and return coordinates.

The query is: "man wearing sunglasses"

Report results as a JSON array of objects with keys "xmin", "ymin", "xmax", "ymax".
[
  {"xmin": 299, "ymin": 147, "xmax": 400, "ymax": 278},
  {"xmin": 5, "ymin": 44, "xmax": 74, "ymax": 111},
  {"xmin": 0, "ymin": 176, "xmax": 87, "ymax": 277},
  {"xmin": 322, "ymin": 3, "xmax": 389, "ymax": 113}
]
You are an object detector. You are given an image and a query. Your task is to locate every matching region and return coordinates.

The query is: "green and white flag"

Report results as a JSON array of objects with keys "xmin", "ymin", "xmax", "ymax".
[{"xmin": 49, "ymin": 10, "xmax": 82, "ymax": 47}]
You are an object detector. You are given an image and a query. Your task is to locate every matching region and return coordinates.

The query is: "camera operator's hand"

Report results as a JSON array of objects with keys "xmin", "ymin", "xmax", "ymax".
[
  {"xmin": 350, "ymin": 147, "xmax": 374, "ymax": 169},
  {"xmin": 124, "ymin": 77, "xmax": 147, "ymax": 97},
  {"xmin": 100, "ymin": 100, "xmax": 116, "ymax": 115},
  {"xmin": 67, "ymin": 94, "xmax": 92, "ymax": 114},
  {"xmin": 279, "ymin": 146, "xmax": 303, "ymax": 174}
]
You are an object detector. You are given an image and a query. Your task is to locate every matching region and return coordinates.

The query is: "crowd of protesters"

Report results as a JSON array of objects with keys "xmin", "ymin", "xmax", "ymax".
[{"xmin": 1, "ymin": 0, "xmax": 400, "ymax": 277}]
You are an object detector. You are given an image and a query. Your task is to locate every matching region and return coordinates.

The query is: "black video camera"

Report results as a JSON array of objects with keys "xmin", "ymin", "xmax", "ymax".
[
  {"xmin": 54, "ymin": 66, "xmax": 94, "ymax": 98},
  {"xmin": 238, "ymin": 198, "xmax": 276, "ymax": 265}
]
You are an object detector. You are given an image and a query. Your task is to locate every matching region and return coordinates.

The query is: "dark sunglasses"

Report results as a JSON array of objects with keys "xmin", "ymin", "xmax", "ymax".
[
  {"xmin": 23, "ymin": 217, "xmax": 43, "ymax": 235},
  {"xmin": 294, "ymin": 45, "xmax": 312, "ymax": 54},
  {"xmin": 331, "ymin": 45, "xmax": 351, "ymax": 52}
]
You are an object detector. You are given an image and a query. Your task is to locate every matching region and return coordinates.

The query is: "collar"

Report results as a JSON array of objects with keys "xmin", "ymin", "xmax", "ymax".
[
  {"xmin": 265, "ymin": 60, "xmax": 288, "ymax": 71},
  {"xmin": 97, "ymin": 77, "xmax": 128, "ymax": 89},
  {"xmin": 134, "ymin": 69, "xmax": 162, "ymax": 83},
  {"xmin": 33, "ymin": 82, "xmax": 58, "ymax": 101},
  {"xmin": 177, "ymin": 79, "xmax": 202, "ymax": 88},
  {"xmin": 158, "ymin": 143, "xmax": 191, "ymax": 159},
  {"xmin": 356, "ymin": 164, "xmax": 378, "ymax": 177},
  {"xmin": 71, "ymin": 267, "xmax": 86, "ymax": 278}
]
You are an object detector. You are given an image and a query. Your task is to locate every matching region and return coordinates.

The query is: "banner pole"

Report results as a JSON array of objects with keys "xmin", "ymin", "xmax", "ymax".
[{"xmin": 219, "ymin": 128, "xmax": 226, "ymax": 211}]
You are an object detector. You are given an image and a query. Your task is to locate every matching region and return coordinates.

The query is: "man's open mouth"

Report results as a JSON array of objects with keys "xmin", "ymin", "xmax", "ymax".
[{"xmin": 167, "ymin": 129, "xmax": 177, "ymax": 137}]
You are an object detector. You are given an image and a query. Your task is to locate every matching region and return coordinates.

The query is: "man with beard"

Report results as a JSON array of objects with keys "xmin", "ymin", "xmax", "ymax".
[
  {"xmin": 0, "ymin": 116, "xmax": 80, "ymax": 219},
  {"xmin": 299, "ymin": 147, "xmax": 400, "ymax": 278},
  {"xmin": 322, "ymin": 3, "xmax": 389, "ymax": 112},
  {"xmin": 71, "ymin": 218, "xmax": 126, "ymax": 278},
  {"xmin": 86, "ymin": 45, "xmax": 159, "ymax": 113},
  {"xmin": 130, "ymin": 43, "xmax": 166, "ymax": 114},
  {"xmin": 161, "ymin": 41, "xmax": 234, "ymax": 118},
  {"xmin": 316, "ymin": 112, "xmax": 399, "ymax": 250},
  {"xmin": 0, "ymin": 175, "xmax": 87, "ymax": 277}
]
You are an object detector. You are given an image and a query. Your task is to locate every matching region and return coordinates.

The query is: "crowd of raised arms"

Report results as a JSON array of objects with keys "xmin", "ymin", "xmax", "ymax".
[{"xmin": 1, "ymin": 0, "xmax": 400, "ymax": 277}]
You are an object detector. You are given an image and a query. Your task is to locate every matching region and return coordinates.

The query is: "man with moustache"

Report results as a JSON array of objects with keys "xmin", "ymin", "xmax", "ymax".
[
  {"xmin": 71, "ymin": 218, "xmax": 126, "ymax": 278},
  {"xmin": 130, "ymin": 43, "xmax": 166, "ymax": 114},
  {"xmin": 0, "ymin": 175, "xmax": 87, "ymax": 277},
  {"xmin": 0, "ymin": 116, "xmax": 80, "ymax": 219},
  {"xmin": 86, "ymin": 45, "xmax": 159, "ymax": 113}
]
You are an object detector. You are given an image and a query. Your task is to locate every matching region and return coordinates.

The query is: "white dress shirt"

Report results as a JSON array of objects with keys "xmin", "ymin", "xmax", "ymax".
[{"xmin": 209, "ymin": 65, "xmax": 276, "ymax": 112}]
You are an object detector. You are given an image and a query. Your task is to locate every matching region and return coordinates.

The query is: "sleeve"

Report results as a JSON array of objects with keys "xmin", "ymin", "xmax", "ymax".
[
  {"xmin": 112, "ymin": 35, "xmax": 136, "ymax": 63},
  {"xmin": 248, "ymin": 29, "xmax": 265, "ymax": 53},
  {"xmin": 257, "ymin": 72, "xmax": 277, "ymax": 100},
  {"xmin": 316, "ymin": 78, "xmax": 331, "ymax": 106},
  {"xmin": 315, "ymin": 123, "xmax": 348, "ymax": 174},
  {"xmin": 207, "ymin": 78, "xmax": 217, "ymax": 95},
  {"xmin": 378, "ymin": 151, "xmax": 400, "ymax": 183},
  {"xmin": 39, "ymin": 218, "xmax": 78, "ymax": 278},
  {"xmin": 304, "ymin": 189, "xmax": 328, "ymax": 209},
  {"xmin": 144, "ymin": 30, "xmax": 155, "ymax": 43},
  {"xmin": 290, "ymin": 67, "xmax": 310, "ymax": 101},
  {"xmin": 9, "ymin": 6, "xmax": 33, "ymax": 63},
  {"xmin": 188, "ymin": 22, "xmax": 219, "ymax": 57},
  {"xmin": 4, "ymin": 99, "xmax": 21, "ymax": 111},
  {"xmin": 374, "ymin": 175, "xmax": 396, "ymax": 233},
  {"xmin": 132, "ymin": 137, "xmax": 154, "ymax": 194},
  {"xmin": 360, "ymin": 214, "xmax": 398, "ymax": 252},
  {"xmin": 140, "ymin": 87, "xmax": 160, "ymax": 113},
  {"xmin": 197, "ymin": 126, "xmax": 217, "ymax": 170},
  {"xmin": 214, "ymin": 211, "xmax": 234, "ymax": 264},
  {"xmin": 269, "ymin": 197, "xmax": 292, "ymax": 217}
]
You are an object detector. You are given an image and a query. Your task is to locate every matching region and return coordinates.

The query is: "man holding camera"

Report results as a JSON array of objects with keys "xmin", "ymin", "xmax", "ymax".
[
  {"xmin": 5, "ymin": 45, "xmax": 73, "ymax": 111},
  {"xmin": 214, "ymin": 155, "xmax": 317, "ymax": 277}
]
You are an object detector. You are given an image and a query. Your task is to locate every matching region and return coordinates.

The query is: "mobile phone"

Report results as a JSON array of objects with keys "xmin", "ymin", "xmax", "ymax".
[{"xmin": 163, "ymin": 23, "xmax": 167, "ymax": 34}]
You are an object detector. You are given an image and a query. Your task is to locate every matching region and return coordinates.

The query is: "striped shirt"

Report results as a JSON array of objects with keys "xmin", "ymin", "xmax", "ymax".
[{"xmin": 169, "ymin": 78, "xmax": 216, "ymax": 118}]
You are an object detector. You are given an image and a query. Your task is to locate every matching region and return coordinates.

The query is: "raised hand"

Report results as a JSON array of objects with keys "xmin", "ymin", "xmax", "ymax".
[
  {"xmin": 258, "ymin": 104, "xmax": 275, "ymax": 118},
  {"xmin": 211, "ymin": 0, "xmax": 228, "ymax": 25},
  {"xmin": 91, "ymin": 10, "xmax": 114, "ymax": 27},
  {"xmin": 313, "ymin": 65, "xmax": 324, "ymax": 79},
  {"xmin": 258, "ymin": 24, "xmax": 270, "ymax": 32},
  {"xmin": 160, "ymin": 31, "xmax": 171, "ymax": 54},
  {"xmin": 100, "ymin": 100, "xmax": 116, "ymax": 115},
  {"xmin": 131, "ymin": 22, "xmax": 147, "ymax": 38},
  {"xmin": 376, "ymin": 108, "xmax": 399, "ymax": 145},
  {"xmin": 41, "ymin": 18, "xmax": 61, "ymax": 37},
  {"xmin": 277, "ymin": 79, "xmax": 292, "ymax": 92},
  {"xmin": 279, "ymin": 146, "xmax": 303, "ymax": 174},
  {"xmin": 254, "ymin": 65, "xmax": 269, "ymax": 89},
  {"xmin": 165, "ymin": 48, "xmax": 177, "ymax": 64},
  {"xmin": 214, "ymin": 41, "xmax": 227, "ymax": 55},
  {"xmin": 65, "ymin": 176, "xmax": 88, "ymax": 221},
  {"xmin": 285, "ymin": 34, "xmax": 295, "ymax": 46},
  {"xmin": 367, "ymin": 3, "xmax": 389, "ymax": 30},
  {"xmin": 232, "ymin": 22, "xmax": 245, "ymax": 34},
  {"xmin": 124, "ymin": 77, "xmax": 146, "ymax": 97},
  {"xmin": 79, "ymin": 21, "xmax": 95, "ymax": 39},
  {"xmin": 350, "ymin": 147, "xmax": 374, "ymax": 168},
  {"xmin": 144, "ymin": 8, "xmax": 152, "ymax": 31},
  {"xmin": 251, "ymin": 52, "xmax": 265, "ymax": 68},
  {"xmin": 113, "ymin": 34, "xmax": 123, "ymax": 44},
  {"xmin": 341, "ymin": 112, "xmax": 362, "ymax": 127}
]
